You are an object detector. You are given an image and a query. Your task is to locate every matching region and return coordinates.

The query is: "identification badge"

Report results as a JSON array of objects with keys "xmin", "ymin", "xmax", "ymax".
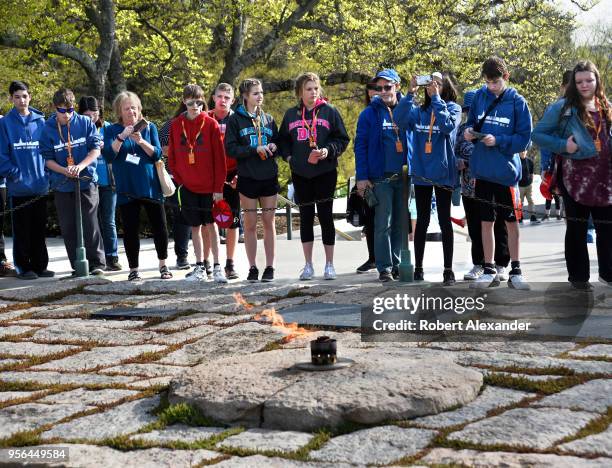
[
  {"xmin": 188, "ymin": 150, "xmax": 195, "ymax": 165},
  {"xmin": 126, "ymin": 153, "xmax": 140, "ymax": 165},
  {"xmin": 395, "ymin": 141, "xmax": 403, "ymax": 153},
  {"xmin": 594, "ymin": 138, "xmax": 602, "ymax": 152},
  {"xmin": 66, "ymin": 156, "xmax": 75, "ymax": 166},
  {"xmin": 425, "ymin": 141, "xmax": 432, "ymax": 154}
]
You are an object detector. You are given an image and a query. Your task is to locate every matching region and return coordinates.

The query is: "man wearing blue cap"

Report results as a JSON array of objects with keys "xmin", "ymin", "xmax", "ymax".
[
  {"xmin": 354, "ymin": 69, "xmax": 410, "ymax": 282},
  {"xmin": 456, "ymin": 90, "xmax": 509, "ymax": 282}
]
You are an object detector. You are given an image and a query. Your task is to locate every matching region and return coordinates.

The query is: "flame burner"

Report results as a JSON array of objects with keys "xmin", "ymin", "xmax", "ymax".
[
  {"xmin": 311, "ymin": 336, "xmax": 337, "ymax": 365},
  {"xmin": 294, "ymin": 336, "xmax": 355, "ymax": 372}
]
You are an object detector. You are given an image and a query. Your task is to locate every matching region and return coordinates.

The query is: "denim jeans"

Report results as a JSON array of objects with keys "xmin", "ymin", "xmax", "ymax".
[
  {"xmin": 98, "ymin": 185, "xmax": 118, "ymax": 258},
  {"xmin": 373, "ymin": 176, "xmax": 403, "ymax": 273}
]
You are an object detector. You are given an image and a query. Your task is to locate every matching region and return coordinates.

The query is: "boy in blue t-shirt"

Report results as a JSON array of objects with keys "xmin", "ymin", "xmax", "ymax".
[{"xmin": 463, "ymin": 56, "xmax": 532, "ymax": 290}]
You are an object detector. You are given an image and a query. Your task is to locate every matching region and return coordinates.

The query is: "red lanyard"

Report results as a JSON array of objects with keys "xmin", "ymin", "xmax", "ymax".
[
  {"xmin": 302, "ymin": 106, "xmax": 319, "ymax": 148},
  {"xmin": 386, "ymin": 106, "xmax": 403, "ymax": 153},
  {"xmin": 56, "ymin": 118, "xmax": 74, "ymax": 165},
  {"xmin": 181, "ymin": 117, "xmax": 206, "ymax": 164},
  {"xmin": 425, "ymin": 111, "xmax": 435, "ymax": 154},
  {"xmin": 251, "ymin": 115, "xmax": 263, "ymax": 146}
]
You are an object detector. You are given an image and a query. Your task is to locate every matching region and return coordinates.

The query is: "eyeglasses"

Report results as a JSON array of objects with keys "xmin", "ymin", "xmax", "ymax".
[
  {"xmin": 367, "ymin": 85, "xmax": 394, "ymax": 92},
  {"xmin": 185, "ymin": 100, "xmax": 205, "ymax": 107},
  {"xmin": 56, "ymin": 107, "xmax": 74, "ymax": 114}
]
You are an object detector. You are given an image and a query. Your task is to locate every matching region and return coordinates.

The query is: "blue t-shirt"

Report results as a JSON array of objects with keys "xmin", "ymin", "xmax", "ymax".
[{"xmin": 382, "ymin": 111, "xmax": 403, "ymax": 174}]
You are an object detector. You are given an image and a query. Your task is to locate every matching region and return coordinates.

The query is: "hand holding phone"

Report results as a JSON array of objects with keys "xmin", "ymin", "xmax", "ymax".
[
  {"xmin": 132, "ymin": 119, "xmax": 148, "ymax": 133},
  {"xmin": 416, "ymin": 75, "xmax": 432, "ymax": 86},
  {"xmin": 469, "ymin": 129, "xmax": 487, "ymax": 140}
]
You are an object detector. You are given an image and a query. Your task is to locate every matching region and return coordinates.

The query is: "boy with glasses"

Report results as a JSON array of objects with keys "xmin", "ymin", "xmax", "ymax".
[
  {"xmin": 0, "ymin": 81, "xmax": 51, "ymax": 279},
  {"xmin": 463, "ymin": 56, "xmax": 532, "ymax": 290},
  {"xmin": 40, "ymin": 88, "xmax": 106, "ymax": 276}
]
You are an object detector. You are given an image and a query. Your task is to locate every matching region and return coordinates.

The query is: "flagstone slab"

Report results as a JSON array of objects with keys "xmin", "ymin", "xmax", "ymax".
[
  {"xmin": 422, "ymin": 448, "xmax": 612, "ymax": 467},
  {"xmin": 310, "ymin": 425, "xmax": 435, "ymax": 465},
  {"xmin": 128, "ymin": 376, "xmax": 174, "ymax": 389},
  {"xmin": 475, "ymin": 369, "xmax": 565, "ymax": 381},
  {"xmin": 31, "ymin": 345, "xmax": 167, "ymax": 372},
  {"xmin": 0, "ymin": 341, "xmax": 80, "ymax": 357},
  {"xmin": 170, "ymin": 347, "xmax": 482, "ymax": 431},
  {"xmin": 53, "ymin": 294, "xmax": 169, "ymax": 305},
  {"xmin": 101, "ymin": 363, "xmax": 189, "ymax": 378},
  {"xmin": 558, "ymin": 426, "xmax": 612, "ymax": 457},
  {"xmin": 447, "ymin": 407, "xmax": 599, "ymax": 449},
  {"xmin": 217, "ymin": 428, "xmax": 313, "ymax": 453},
  {"xmin": 38, "ymin": 388, "xmax": 140, "ymax": 406},
  {"xmin": 41, "ymin": 396, "xmax": 160, "ymax": 440},
  {"xmin": 569, "ymin": 344, "xmax": 612, "ymax": 358},
  {"xmin": 412, "ymin": 386, "xmax": 535, "ymax": 429},
  {"xmin": 32, "ymin": 323, "xmax": 160, "ymax": 345},
  {"xmin": 130, "ymin": 424, "xmax": 225, "ymax": 444},
  {"xmin": 535, "ymin": 379, "xmax": 612, "ymax": 413},
  {"xmin": 17, "ymin": 318, "xmax": 148, "ymax": 329},
  {"xmin": 213, "ymin": 454, "xmax": 359, "ymax": 467},
  {"xmin": 425, "ymin": 341, "xmax": 576, "ymax": 356},
  {"xmin": 145, "ymin": 314, "xmax": 227, "ymax": 331},
  {"xmin": 0, "ymin": 402, "xmax": 92, "ymax": 439},
  {"xmin": 0, "ymin": 277, "xmax": 109, "ymax": 301},
  {"xmin": 0, "ymin": 391, "xmax": 45, "ymax": 404},
  {"xmin": 0, "ymin": 325, "xmax": 36, "ymax": 338},
  {"xmin": 148, "ymin": 324, "xmax": 217, "ymax": 345},
  {"xmin": 31, "ymin": 444, "xmax": 222, "ymax": 467},
  {"xmin": 0, "ymin": 371, "xmax": 137, "ymax": 386},
  {"xmin": 159, "ymin": 322, "xmax": 291, "ymax": 366}
]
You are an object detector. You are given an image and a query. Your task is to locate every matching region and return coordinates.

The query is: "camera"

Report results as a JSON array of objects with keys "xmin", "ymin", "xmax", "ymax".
[
  {"xmin": 132, "ymin": 119, "xmax": 148, "ymax": 133},
  {"xmin": 416, "ymin": 75, "xmax": 433, "ymax": 86}
]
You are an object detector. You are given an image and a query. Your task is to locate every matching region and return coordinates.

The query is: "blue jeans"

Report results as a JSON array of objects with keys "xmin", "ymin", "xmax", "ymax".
[
  {"xmin": 98, "ymin": 185, "xmax": 118, "ymax": 258},
  {"xmin": 373, "ymin": 176, "xmax": 403, "ymax": 273}
]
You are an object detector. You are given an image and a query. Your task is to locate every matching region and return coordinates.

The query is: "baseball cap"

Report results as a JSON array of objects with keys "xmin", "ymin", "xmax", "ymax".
[{"xmin": 375, "ymin": 69, "xmax": 401, "ymax": 84}]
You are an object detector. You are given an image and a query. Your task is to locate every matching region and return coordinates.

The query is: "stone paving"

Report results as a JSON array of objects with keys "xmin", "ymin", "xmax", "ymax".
[{"xmin": 0, "ymin": 275, "xmax": 610, "ymax": 467}]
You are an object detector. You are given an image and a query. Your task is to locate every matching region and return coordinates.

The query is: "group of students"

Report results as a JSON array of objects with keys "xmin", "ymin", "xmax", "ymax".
[
  {"xmin": 0, "ymin": 56, "xmax": 610, "ymax": 290},
  {"xmin": 354, "ymin": 56, "xmax": 610, "ymax": 291}
]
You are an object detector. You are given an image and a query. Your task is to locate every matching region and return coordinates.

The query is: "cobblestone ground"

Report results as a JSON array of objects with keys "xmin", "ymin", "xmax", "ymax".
[{"xmin": 0, "ymin": 277, "xmax": 610, "ymax": 467}]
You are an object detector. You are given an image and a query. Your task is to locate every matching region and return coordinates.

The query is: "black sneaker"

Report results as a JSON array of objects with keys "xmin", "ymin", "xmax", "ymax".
[
  {"xmin": 443, "ymin": 269, "xmax": 456, "ymax": 286},
  {"xmin": 379, "ymin": 271, "xmax": 393, "ymax": 282},
  {"xmin": 89, "ymin": 266, "xmax": 105, "ymax": 276},
  {"xmin": 225, "ymin": 262, "xmax": 238, "ymax": 280},
  {"xmin": 36, "ymin": 269, "xmax": 55, "ymax": 278},
  {"xmin": 261, "ymin": 266, "xmax": 274, "ymax": 282},
  {"xmin": 176, "ymin": 257, "xmax": 190, "ymax": 270},
  {"xmin": 356, "ymin": 260, "xmax": 376, "ymax": 273},
  {"xmin": 541, "ymin": 214, "xmax": 550, "ymax": 221},
  {"xmin": 530, "ymin": 215, "xmax": 541, "ymax": 224},
  {"xmin": 203, "ymin": 260, "xmax": 213, "ymax": 279},
  {"xmin": 414, "ymin": 267, "xmax": 424, "ymax": 281},
  {"xmin": 247, "ymin": 266, "xmax": 259, "ymax": 282},
  {"xmin": 570, "ymin": 281, "xmax": 593, "ymax": 291},
  {"xmin": 105, "ymin": 256, "xmax": 122, "ymax": 271},
  {"xmin": 391, "ymin": 267, "xmax": 399, "ymax": 280},
  {"xmin": 17, "ymin": 271, "xmax": 38, "ymax": 280}
]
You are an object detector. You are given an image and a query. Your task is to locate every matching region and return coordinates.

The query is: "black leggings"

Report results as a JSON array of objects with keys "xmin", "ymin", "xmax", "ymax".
[
  {"xmin": 545, "ymin": 195, "xmax": 560, "ymax": 211},
  {"xmin": 119, "ymin": 200, "xmax": 169, "ymax": 269},
  {"xmin": 292, "ymin": 169, "xmax": 337, "ymax": 245},
  {"xmin": 414, "ymin": 185, "xmax": 453, "ymax": 269}
]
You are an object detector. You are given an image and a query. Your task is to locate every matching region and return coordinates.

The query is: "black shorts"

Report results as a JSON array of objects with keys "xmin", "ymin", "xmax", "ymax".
[
  {"xmin": 177, "ymin": 186, "xmax": 213, "ymax": 226},
  {"xmin": 223, "ymin": 172, "xmax": 241, "ymax": 229},
  {"xmin": 237, "ymin": 176, "xmax": 279, "ymax": 200},
  {"xmin": 475, "ymin": 179, "xmax": 522, "ymax": 222}
]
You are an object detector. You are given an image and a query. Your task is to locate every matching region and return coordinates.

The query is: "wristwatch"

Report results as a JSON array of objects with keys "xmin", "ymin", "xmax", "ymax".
[{"xmin": 117, "ymin": 135, "xmax": 125, "ymax": 142}]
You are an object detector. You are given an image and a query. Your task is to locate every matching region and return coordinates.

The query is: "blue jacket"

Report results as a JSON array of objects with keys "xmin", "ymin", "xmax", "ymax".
[
  {"xmin": 466, "ymin": 86, "xmax": 532, "ymax": 186},
  {"xmin": 395, "ymin": 93, "xmax": 461, "ymax": 187},
  {"xmin": 532, "ymin": 98, "xmax": 604, "ymax": 161},
  {"xmin": 0, "ymin": 107, "xmax": 49, "ymax": 196},
  {"xmin": 40, "ymin": 113, "xmax": 101, "ymax": 192},
  {"xmin": 95, "ymin": 121, "xmax": 112, "ymax": 186},
  {"xmin": 103, "ymin": 122, "xmax": 163, "ymax": 205},
  {"xmin": 354, "ymin": 94, "xmax": 410, "ymax": 181}
]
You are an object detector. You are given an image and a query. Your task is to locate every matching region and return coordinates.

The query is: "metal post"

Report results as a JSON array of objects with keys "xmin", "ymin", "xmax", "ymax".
[
  {"xmin": 286, "ymin": 203, "xmax": 292, "ymax": 240},
  {"xmin": 74, "ymin": 178, "xmax": 89, "ymax": 277},
  {"xmin": 398, "ymin": 165, "xmax": 414, "ymax": 282}
]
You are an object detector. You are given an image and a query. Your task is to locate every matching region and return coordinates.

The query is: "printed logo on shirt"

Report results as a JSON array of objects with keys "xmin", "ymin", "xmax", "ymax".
[
  {"xmin": 287, "ymin": 119, "xmax": 331, "ymax": 132},
  {"xmin": 53, "ymin": 136, "xmax": 87, "ymax": 152},
  {"xmin": 382, "ymin": 118, "xmax": 398, "ymax": 132},
  {"xmin": 218, "ymin": 123, "xmax": 227, "ymax": 135},
  {"xmin": 414, "ymin": 123, "xmax": 440, "ymax": 134},
  {"xmin": 13, "ymin": 138, "xmax": 39, "ymax": 150},
  {"xmin": 476, "ymin": 111, "xmax": 511, "ymax": 128},
  {"xmin": 239, "ymin": 126, "xmax": 273, "ymax": 148}
]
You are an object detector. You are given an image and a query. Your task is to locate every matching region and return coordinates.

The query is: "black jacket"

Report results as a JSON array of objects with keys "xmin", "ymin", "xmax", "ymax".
[
  {"xmin": 519, "ymin": 157, "xmax": 534, "ymax": 187},
  {"xmin": 278, "ymin": 100, "xmax": 350, "ymax": 179}
]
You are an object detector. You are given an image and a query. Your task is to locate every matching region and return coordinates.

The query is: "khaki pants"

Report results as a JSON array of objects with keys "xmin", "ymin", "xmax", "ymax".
[{"xmin": 519, "ymin": 184, "xmax": 534, "ymax": 218}]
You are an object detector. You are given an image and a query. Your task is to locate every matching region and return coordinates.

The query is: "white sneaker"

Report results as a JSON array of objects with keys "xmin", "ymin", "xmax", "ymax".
[
  {"xmin": 213, "ymin": 264, "xmax": 228, "ymax": 283},
  {"xmin": 464, "ymin": 265, "xmax": 484, "ymax": 281},
  {"xmin": 323, "ymin": 262, "xmax": 336, "ymax": 280},
  {"xmin": 508, "ymin": 274, "xmax": 531, "ymax": 290},
  {"xmin": 299, "ymin": 262, "xmax": 314, "ymax": 280},
  {"xmin": 469, "ymin": 272, "xmax": 499, "ymax": 289},
  {"xmin": 185, "ymin": 265, "xmax": 205, "ymax": 281},
  {"xmin": 496, "ymin": 266, "xmax": 508, "ymax": 281}
]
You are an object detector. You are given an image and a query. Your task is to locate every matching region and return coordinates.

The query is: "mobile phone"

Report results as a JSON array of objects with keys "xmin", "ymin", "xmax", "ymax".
[
  {"xmin": 132, "ymin": 119, "xmax": 148, "ymax": 133},
  {"xmin": 416, "ymin": 75, "xmax": 432, "ymax": 86},
  {"xmin": 469, "ymin": 129, "xmax": 487, "ymax": 140}
]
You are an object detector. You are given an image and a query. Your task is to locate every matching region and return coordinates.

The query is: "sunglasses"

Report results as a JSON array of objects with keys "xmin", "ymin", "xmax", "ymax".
[
  {"xmin": 367, "ymin": 84, "xmax": 394, "ymax": 92},
  {"xmin": 185, "ymin": 100, "xmax": 205, "ymax": 107},
  {"xmin": 56, "ymin": 107, "xmax": 74, "ymax": 114}
]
